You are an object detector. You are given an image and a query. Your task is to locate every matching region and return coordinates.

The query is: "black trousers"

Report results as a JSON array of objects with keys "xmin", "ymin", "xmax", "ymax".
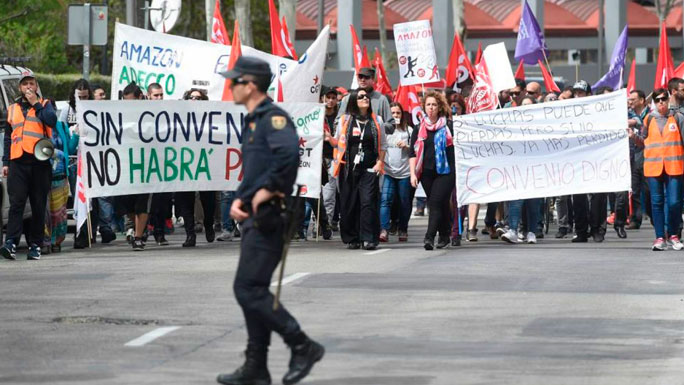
[
  {"xmin": 630, "ymin": 156, "xmax": 645, "ymax": 226},
  {"xmin": 7, "ymin": 161, "xmax": 51, "ymax": 245},
  {"xmin": 421, "ymin": 170, "xmax": 455, "ymax": 240},
  {"xmin": 233, "ymin": 218, "xmax": 301, "ymax": 346},
  {"xmin": 175, "ymin": 191, "xmax": 215, "ymax": 234},
  {"xmin": 614, "ymin": 191, "xmax": 629, "ymax": 228},
  {"xmin": 150, "ymin": 193, "xmax": 172, "ymax": 236},
  {"xmin": 572, "ymin": 193, "xmax": 607, "ymax": 236},
  {"xmin": 339, "ymin": 168, "xmax": 380, "ymax": 244},
  {"xmin": 484, "ymin": 202, "xmax": 499, "ymax": 227}
]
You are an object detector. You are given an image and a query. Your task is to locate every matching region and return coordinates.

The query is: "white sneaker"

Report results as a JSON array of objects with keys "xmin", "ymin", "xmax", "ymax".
[
  {"xmin": 216, "ymin": 231, "xmax": 233, "ymax": 242},
  {"xmin": 669, "ymin": 236, "xmax": 683, "ymax": 250},
  {"xmin": 526, "ymin": 232, "xmax": 537, "ymax": 244},
  {"xmin": 126, "ymin": 228, "xmax": 135, "ymax": 244},
  {"xmin": 501, "ymin": 229, "xmax": 520, "ymax": 244}
]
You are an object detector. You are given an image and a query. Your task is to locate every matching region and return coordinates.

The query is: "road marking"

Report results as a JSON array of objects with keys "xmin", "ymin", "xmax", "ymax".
[
  {"xmin": 365, "ymin": 248, "xmax": 391, "ymax": 255},
  {"xmin": 124, "ymin": 326, "xmax": 181, "ymax": 347},
  {"xmin": 271, "ymin": 272, "xmax": 311, "ymax": 287}
]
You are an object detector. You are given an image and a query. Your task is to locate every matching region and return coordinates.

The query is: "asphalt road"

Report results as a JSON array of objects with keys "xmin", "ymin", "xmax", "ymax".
[{"xmin": 1, "ymin": 218, "xmax": 684, "ymax": 385}]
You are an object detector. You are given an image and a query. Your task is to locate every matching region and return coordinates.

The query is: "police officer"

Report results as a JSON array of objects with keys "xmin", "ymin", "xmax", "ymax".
[
  {"xmin": 216, "ymin": 56, "xmax": 324, "ymax": 385},
  {"xmin": 1, "ymin": 70, "xmax": 56, "ymax": 260}
]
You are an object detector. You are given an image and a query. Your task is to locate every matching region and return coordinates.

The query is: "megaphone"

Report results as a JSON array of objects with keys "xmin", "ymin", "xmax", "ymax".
[{"xmin": 34, "ymin": 138, "xmax": 55, "ymax": 161}]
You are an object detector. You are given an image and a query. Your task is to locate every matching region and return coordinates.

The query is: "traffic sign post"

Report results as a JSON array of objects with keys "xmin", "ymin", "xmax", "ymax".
[{"xmin": 68, "ymin": 3, "xmax": 108, "ymax": 80}]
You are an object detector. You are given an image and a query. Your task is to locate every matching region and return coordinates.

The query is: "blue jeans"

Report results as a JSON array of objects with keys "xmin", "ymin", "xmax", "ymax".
[
  {"xmin": 380, "ymin": 175, "xmax": 412, "ymax": 231},
  {"xmin": 97, "ymin": 197, "xmax": 114, "ymax": 232},
  {"xmin": 647, "ymin": 174, "xmax": 682, "ymax": 239},
  {"xmin": 220, "ymin": 191, "xmax": 236, "ymax": 232},
  {"xmin": 508, "ymin": 198, "xmax": 542, "ymax": 233}
]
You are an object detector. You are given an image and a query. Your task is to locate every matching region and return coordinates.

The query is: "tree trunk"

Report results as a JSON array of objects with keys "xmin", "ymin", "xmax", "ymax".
[
  {"xmin": 377, "ymin": 0, "xmax": 388, "ymax": 68},
  {"xmin": 453, "ymin": 0, "xmax": 465, "ymax": 41},
  {"xmin": 279, "ymin": 0, "xmax": 297, "ymax": 45},
  {"xmin": 235, "ymin": 0, "xmax": 253, "ymax": 46}
]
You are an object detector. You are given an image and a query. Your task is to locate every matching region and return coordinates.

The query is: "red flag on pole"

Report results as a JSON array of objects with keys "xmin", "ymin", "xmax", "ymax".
[
  {"xmin": 475, "ymin": 42, "xmax": 483, "ymax": 65},
  {"xmin": 373, "ymin": 48, "xmax": 393, "ymax": 97},
  {"xmin": 350, "ymin": 26, "xmax": 366, "ymax": 72},
  {"xmin": 674, "ymin": 61, "xmax": 684, "ymax": 79},
  {"xmin": 654, "ymin": 23, "xmax": 675, "ymax": 89},
  {"xmin": 514, "ymin": 61, "xmax": 525, "ymax": 80},
  {"xmin": 466, "ymin": 59, "xmax": 497, "ymax": 114},
  {"xmin": 210, "ymin": 0, "xmax": 229, "ymax": 45},
  {"xmin": 222, "ymin": 21, "xmax": 242, "ymax": 101},
  {"xmin": 361, "ymin": 45, "xmax": 371, "ymax": 68},
  {"xmin": 394, "ymin": 84, "xmax": 423, "ymax": 125},
  {"xmin": 626, "ymin": 60, "xmax": 637, "ymax": 93},
  {"xmin": 445, "ymin": 33, "xmax": 474, "ymax": 88},
  {"xmin": 538, "ymin": 60, "xmax": 560, "ymax": 93},
  {"xmin": 268, "ymin": 0, "xmax": 296, "ymax": 59},
  {"xmin": 281, "ymin": 16, "xmax": 298, "ymax": 60}
]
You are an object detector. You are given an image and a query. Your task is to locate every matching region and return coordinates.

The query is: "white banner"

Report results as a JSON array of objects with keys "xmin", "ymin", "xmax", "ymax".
[
  {"xmin": 111, "ymin": 23, "xmax": 296, "ymax": 101},
  {"xmin": 76, "ymin": 100, "xmax": 323, "ymax": 199},
  {"xmin": 393, "ymin": 20, "xmax": 439, "ymax": 86},
  {"xmin": 455, "ymin": 90, "xmax": 631, "ymax": 205}
]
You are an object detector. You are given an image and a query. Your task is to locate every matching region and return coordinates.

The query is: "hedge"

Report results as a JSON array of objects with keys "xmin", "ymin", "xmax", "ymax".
[{"xmin": 35, "ymin": 73, "xmax": 111, "ymax": 101}]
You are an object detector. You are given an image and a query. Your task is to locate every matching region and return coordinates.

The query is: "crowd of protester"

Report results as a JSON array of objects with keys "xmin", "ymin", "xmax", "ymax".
[{"xmin": 3, "ymin": 67, "xmax": 684, "ymax": 260}]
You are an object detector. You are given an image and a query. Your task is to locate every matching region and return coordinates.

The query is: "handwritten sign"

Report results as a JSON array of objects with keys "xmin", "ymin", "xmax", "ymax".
[
  {"xmin": 393, "ymin": 20, "xmax": 439, "ymax": 86},
  {"xmin": 454, "ymin": 90, "xmax": 630, "ymax": 204},
  {"xmin": 76, "ymin": 100, "xmax": 324, "ymax": 199}
]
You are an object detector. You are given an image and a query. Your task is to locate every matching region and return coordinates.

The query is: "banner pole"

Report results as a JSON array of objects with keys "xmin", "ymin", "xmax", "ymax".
[
  {"xmin": 315, "ymin": 197, "xmax": 321, "ymax": 242},
  {"xmin": 86, "ymin": 210, "xmax": 92, "ymax": 248},
  {"xmin": 542, "ymin": 49, "xmax": 553, "ymax": 76}
]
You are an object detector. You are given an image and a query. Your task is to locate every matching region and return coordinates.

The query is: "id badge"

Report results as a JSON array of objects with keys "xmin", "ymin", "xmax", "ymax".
[
  {"xmin": 353, "ymin": 153, "xmax": 361, "ymax": 165},
  {"xmin": 352, "ymin": 126, "xmax": 361, "ymax": 136}
]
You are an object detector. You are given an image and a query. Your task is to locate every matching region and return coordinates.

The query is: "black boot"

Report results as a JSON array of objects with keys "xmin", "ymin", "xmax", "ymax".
[
  {"xmin": 205, "ymin": 223, "xmax": 216, "ymax": 243},
  {"xmin": 282, "ymin": 337, "xmax": 325, "ymax": 385},
  {"xmin": 183, "ymin": 224, "xmax": 196, "ymax": 247},
  {"xmin": 217, "ymin": 344, "xmax": 271, "ymax": 385}
]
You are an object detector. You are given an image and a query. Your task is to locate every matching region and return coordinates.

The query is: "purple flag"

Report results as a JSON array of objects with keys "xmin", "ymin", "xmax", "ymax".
[
  {"xmin": 592, "ymin": 26, "xmax": 629, "ymax": 92},
  {"xmin": 514, "ymin": 0, "xmax": 548, "ymax": 65}
]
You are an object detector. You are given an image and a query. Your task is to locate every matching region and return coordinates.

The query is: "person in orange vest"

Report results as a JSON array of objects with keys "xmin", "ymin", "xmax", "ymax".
[
  {"xmin": 0, "ymin": 70, "xmax": 56, "ymax": 260},
  {"xmin": 634, "ymin": 87, "xmax": 684, "ymax": 251}
]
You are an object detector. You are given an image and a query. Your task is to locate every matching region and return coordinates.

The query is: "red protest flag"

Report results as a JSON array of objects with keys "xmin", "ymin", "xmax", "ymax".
[
  {"xmin": 654, "ymin": 23, "xmax": 675, "ymax": 89},
  {"xmin": 674, "ymin": 61, "xmax": 684, "ymax": 79},
  {"xmin": 538, "ymin": 60, "xmax": 560, "ymax": 93},
  {"xmin": 350, "ymin": 25, "xmax": 367, "ymax": 72},
  {"xmin": 515, "ymin": 61, "xmax": 525, "ymax": 80},
  {"xmin": 222, "ymin": 20, "xmax": 242, "ymax": 101},
  {"xmin": 445, "ymin": 33, "xmax": 474, "ymax": 88},
  {"xmin": 281, "ymin": 16, "xmax": 298, "ymax": 60},
  {"xmin": 268, "ymin": 0, "xmax": 297, "ymax": 58},
  {"xmin": 475, "ymin": 42, "xmax": 483, "ymax": 65},
  {"xmin": 394, "ymin": 84, "xmax": 423, "ymax": 125},
  {"xmin": 627, "ymin": 60, "xmax": 637, "ymax": 93},
  {"xmin": 210, "ymin": 0, "xmax": 229, "ymax": 45},
  {"xmin": 466, "ymin": 58, "xmax": 497, "ymax": 114},
  {"xmin": 373, "ymin": 48, "xmax": 393, "ymax": 97},
  {"xmin": 361, "ymin": 45, "xmax": 371, "ymax": 68}
]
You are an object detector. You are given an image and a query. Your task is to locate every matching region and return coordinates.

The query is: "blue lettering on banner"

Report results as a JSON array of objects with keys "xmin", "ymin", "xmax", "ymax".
[{"xmin": 120, "ymin": 41, "xmax": 183, "ymax": 69}]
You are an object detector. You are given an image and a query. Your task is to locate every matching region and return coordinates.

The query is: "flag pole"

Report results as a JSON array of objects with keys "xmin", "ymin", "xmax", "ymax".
[
  {"xmin": 86, "ymin": 210, "xmax": 92, "ymax": 248},
  {"xmin": 315, "ymin": 196, "xmax": 321, "ymax": 242},
  {"xmin": 542, "ymin": 49, "xmax": 553, "ymax": 76}
]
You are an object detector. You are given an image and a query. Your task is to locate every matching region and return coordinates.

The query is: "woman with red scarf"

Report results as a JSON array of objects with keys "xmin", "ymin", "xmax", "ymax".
[{"xmin": 409, "ymin": 91, "xmax": 455, "ymax": 250}]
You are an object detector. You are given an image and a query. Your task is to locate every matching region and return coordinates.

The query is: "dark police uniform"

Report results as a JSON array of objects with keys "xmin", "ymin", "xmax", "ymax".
[
  {"xmin": 233, "ymin": 98, "xmax": 302, "ymax": 347},
  {"xmin": 217, "ymin": 56, "xmax": 324, "ymax": 385}
]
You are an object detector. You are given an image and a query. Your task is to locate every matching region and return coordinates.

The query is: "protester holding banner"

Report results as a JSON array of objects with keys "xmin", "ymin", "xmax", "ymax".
[
  {"xmin": 47, "ymin": 79, "xmax": 89, "ymax": 253},
  {"xmin": 1, "ymin": 71, "xmax": 56, "ymax": 261},
  {"xmin": 500, "ymin": 96, "xmax": 542, "ymax": 244},
  {"xmin": 175, "ymin": 88, "xmax": 216, "ymax": 247},
  {"xmin": 322, "ymin": 86, "xmax": 340, "ymax": 232},
  {"xmin": 409, "ymin": 91, "xmax": 455, "ymax": 250},
  {"xmin": 146, "ymin": 83, "xmax": 172, "ymax": 246},
  {"xmin": 627, "ymin": 89, "xmax": 650, "ymax": 229},
  {"xmin": 379, "ymin": 102, "xmax": 413, "ymax": 243},
  {"xmin": 635, "ymin": 88, "xmax": 684, "ymax": 251},
  {"xmin": 332, "ymin": 89, "xmax": 387, "ymax": 250}
]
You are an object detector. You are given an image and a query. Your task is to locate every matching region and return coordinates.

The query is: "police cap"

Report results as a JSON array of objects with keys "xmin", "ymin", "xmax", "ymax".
[{"xmin": 220, "ymin": 56, "xmax": 272, "ymax": 80}]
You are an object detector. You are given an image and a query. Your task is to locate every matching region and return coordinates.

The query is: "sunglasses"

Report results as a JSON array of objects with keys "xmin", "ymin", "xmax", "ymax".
[
  {"xmin": 189, "ymin": 95, "xmax": 202, "ymax": 100},
  {"xmin": 510, "ymin": 91, "xmax": 520, "ymax": 97},
  {"xmin": 231, "ymin": 78, "xmax": 253, "ymax": 87},
  {"xmin": 357, "ymin": 74, "xmax": 371, "ymax": 80},
  {"xmin": 526, "ymin": 90, "xmax": 538, "ymax": 95},
  {"xmin": 655, "ymin": 96, "xmax": 669, "ymax": 103},
  {"xmin": 357, "ymin": 94, "xmax": 369, "ymax": 100}
]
